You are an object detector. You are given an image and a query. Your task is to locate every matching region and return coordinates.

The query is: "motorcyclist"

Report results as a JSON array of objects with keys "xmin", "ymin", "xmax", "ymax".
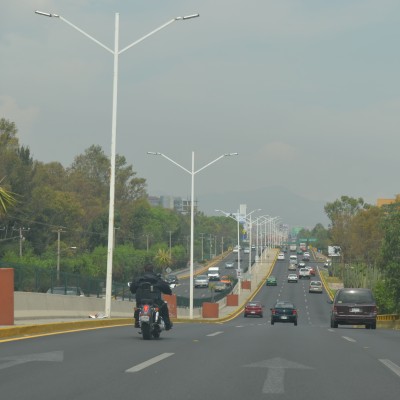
[{"xmin": 129, "ymin": 264, "xmax": 173, "ymax": 330}]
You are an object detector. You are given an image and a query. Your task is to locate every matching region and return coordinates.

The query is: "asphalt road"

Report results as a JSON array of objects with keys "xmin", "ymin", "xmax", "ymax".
[
  {"xmin": 173, "ymin": 250, "xmax": 253, "ymax": 299},
  {"xmin": 1, "ymin": 253, "xmax": 399, "ymax": 400}
]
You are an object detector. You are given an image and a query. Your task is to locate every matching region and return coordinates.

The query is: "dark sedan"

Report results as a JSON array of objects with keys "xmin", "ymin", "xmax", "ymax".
[{"xmin": 270, "ymin": 301, "xmax": 298, "ymax": 326}]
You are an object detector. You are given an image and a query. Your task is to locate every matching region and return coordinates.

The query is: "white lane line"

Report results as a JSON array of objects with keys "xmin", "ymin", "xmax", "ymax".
[
  {"xmin": 126, "ymin": 353, "xmax": 174, "ymax": 373},
  {"xmin": 379, "ymin": 359, "xmax": 400, "ymax": 378},
  {"xmin": 342, "ymin": 336, "xmax": 356, "ymax": 343},
  {"xmin": 207, "ymin": 331, "xmax": 224, "ymax": 337}
]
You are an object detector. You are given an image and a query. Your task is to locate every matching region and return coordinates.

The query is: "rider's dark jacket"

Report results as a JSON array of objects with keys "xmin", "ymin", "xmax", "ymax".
[{"xmin": 129, "ymin": 272, "xmax": 172, "ymax": 305}]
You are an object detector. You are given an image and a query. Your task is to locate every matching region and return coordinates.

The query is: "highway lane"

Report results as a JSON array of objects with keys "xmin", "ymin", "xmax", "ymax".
[
  {"xmin": 1, "ymin": 251, "xmax": 399, "ymax": 400},
  {"xmin": 173, "ymin": 250, "xmax": 254, "ymax": 299}
]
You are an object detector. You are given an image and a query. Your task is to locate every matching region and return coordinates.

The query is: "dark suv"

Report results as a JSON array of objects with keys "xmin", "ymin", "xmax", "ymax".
[{"xmin": 329, "ymin": 288, "xmax": 377, "ymax": 329}]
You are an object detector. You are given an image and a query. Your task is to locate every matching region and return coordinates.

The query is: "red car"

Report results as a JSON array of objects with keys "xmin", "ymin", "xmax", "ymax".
[
  {"xmin": 244, "ymin": 301, "xmax": 263, "ymax": 318},
  {"xmin": 307, "ymin": 267, "xmax": 316, "ymax": 276}
]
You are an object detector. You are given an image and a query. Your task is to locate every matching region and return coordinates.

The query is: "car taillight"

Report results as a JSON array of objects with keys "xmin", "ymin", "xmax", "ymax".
[
  {"xmin": 272, "ymin": 309, "xmax": 276, "ymax": 315},
  {"xmin": 292, "ymin": 310, "xmax": 297, "ymax": 315}
]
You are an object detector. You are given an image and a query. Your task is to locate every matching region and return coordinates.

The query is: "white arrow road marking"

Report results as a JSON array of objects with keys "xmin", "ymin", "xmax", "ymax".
[
  {"xmin": 244, "ymin": 357, "xmax": 313, "ymax": 394},
  {"xmin": 126, "ymin": 353, "xmax": 174, "ymax": 373},
  {"xmin": 207, "ymin": 331, "xmax": 223, "ymax": 337},
  {"xmin": 0, "ymin": 351, "xmax": 63, "ymax": 370},
  {"xmin": 379, "ymin": 359, "xmax": 400, "ymax": 378}
]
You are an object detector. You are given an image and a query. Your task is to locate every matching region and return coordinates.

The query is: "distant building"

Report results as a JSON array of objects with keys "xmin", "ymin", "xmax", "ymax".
[
  {"xmin": 160, "ymin": 195, "xmax": 175, "ymax": 209},
  {"xmin": 148, "ymin": 196, "xmax": 161, "ymax": 207},
  {"xmin": 147, "ymin": 195, "xmax": 198, "ymax": 215},
  {"xmin": 376, "ymin": 194, "xmax": 400, "ymax": 207}
]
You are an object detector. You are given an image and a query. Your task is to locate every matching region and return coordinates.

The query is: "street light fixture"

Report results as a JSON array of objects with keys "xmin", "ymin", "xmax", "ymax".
[
  {"xmin": 216, "ymin": 208, "xmax": 261, "ymax": 286},
  {"xmin": 35, "ymin": 10, "xmax": 199, "ymax": 318},
  {"xmin": 243, "ymin": 209, "xmax": 261, "ymax": 274},
  {"xmin": 148, "ymin": 151, "xmax": 238, "ymax": 319}
]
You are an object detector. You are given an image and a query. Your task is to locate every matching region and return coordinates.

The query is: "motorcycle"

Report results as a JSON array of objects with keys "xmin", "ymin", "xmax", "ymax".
[{"xmin": 138, "ymin": 302, "xmax": 165, "ymax": 340}]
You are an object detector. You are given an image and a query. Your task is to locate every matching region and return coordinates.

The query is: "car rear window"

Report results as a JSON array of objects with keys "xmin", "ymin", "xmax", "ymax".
[{"xmin": 336, "ymin": 290, "xmax": 374, "ymax": 304}]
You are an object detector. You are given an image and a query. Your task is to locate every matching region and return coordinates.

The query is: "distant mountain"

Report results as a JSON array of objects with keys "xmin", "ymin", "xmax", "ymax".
[{"xmin": 197, "ymin": 185, "xmax": 329, "ymax": 229}]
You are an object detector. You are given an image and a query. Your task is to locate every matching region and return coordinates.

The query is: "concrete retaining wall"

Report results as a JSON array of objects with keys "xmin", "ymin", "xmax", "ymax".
[{"xmin": 14, "ymin": 292, "xmax": 135, "ymax": 320}]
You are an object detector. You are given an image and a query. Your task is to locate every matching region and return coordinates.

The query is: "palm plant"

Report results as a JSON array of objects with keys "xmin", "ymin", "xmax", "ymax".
[{"xmin": 0, "ymin": 178, "xmax": 17, "ymax": 215}]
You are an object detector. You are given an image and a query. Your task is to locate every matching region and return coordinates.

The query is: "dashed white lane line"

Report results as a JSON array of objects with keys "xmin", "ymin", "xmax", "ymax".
[
  {"xmin": 379, "ymin": 359, "xmax": 400, "ymax": 378},
  {"xmin": 126, "ymin": 353, "xmax": 174, "ymax": 373},
  {"xmin": 342, "ymin": 336, "xmax": 356, "ymax": 343},
  {"xmin": 207, "ymin": 331, "xmax": 224, "ymax": 337}
]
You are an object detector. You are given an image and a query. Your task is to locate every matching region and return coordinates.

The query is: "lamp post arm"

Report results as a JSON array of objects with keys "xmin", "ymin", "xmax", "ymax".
[
  {"xmin": 120, "ymin": 19, "xmax": 176, "ymax": 54},
  {"xmin": 159, "ymin": 153, "xmax": 192, "ymax": 175},
  {"xmin": 194, "ymin": 153, "xmax": 238, "ymax": 175},
  {"xmin": 58, "ymin": 14, "xmax": 114, "ymax": 54}
]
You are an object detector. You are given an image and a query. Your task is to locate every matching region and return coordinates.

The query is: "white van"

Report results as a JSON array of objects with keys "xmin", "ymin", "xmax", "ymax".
[{"xmin": 207, "ymin": 267, "xmax": 220, "ymax": 281}]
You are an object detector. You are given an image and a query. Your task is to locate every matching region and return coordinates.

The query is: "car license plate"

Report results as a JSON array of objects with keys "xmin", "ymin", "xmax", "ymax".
[
  {"xmin": 280, "ymin": 316, "xmax": 287, "ymax": 319},
  {"xmin": 140, "ymin": 315, "xmax": 150, "ymax": 322},
  {"xmin": 251, "ymin": 311, "xmax": 256, "ymax": 314},
  {"xmin": 350, "ymin": 308, "xmax": 360, "ymax": 313}
]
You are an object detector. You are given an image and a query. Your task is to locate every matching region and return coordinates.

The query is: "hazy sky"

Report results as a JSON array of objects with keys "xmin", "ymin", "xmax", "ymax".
[{"xmin": 2, "ymin": 1, "xmax": 400, "ymax": 224}]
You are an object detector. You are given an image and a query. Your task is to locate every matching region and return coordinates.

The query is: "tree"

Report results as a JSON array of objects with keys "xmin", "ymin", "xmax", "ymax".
[
  {"xmin": 324, "ymin": 196, "xmax": 369, "ymax": 263},
  {"xmin": 0, "ymin": 178, "xmax": 17, "ymax": 215},
  {"xmin": 378, "ymin": 206, "xmax": 400, "ymax": 313}
]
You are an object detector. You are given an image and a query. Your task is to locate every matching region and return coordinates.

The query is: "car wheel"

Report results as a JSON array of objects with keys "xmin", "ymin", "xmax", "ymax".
[
  {"xmin": 331, "ymin": 319, "xmax": 338, "ymax": 328},
  {"xmin": 294, "ymin": 321, "xmax": 297, "ymax": 326},
  {"xmin": 371, "ymin": 322, "xmax": 376, "ymax": 329},
  {"xmin": 260, "ymin": 314, "xmax": 263, "ymax": 318},
  {"xmin": 271, "ymin": 320, "xmax": 274, "ymax": 325}
]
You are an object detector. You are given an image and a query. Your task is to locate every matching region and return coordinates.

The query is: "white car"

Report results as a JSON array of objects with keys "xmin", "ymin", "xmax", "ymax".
[
  {"xmin": 277, "ymin": 253, "xmax": 285, "ymax": 260},
  {"xmin": 232, "ymin": 245, "xmax": 241, "ymax": 253},
  {"xmin": 309, "ymin": 280, "xmax": 323, "ymax": 293},
  {"xmin": 243, "ymin": 247, "xmax": 250, "ymax": 254},
  {"xmin": 287, "ymin": 274, "xmax": 298, "ymax": 283},
  {"xmin": 225, "ymin": 261, "xmax": 235, "ymax": 268}
]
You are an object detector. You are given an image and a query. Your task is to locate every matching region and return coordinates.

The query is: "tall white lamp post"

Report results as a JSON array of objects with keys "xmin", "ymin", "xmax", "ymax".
[
  {"xmin": 148, "ymin": 151, "xmax": 238, "ymax": 318},
  {"xmin": 35, "ymin": 10, "xmax": 199, "ymax": 317},
  {"xmin": 244, "ymin": 209, "xmax": 261, "ymax": 274},
  {"xmin": 215, "ymin": 208, "xmax": 260, "ymax": 291}
]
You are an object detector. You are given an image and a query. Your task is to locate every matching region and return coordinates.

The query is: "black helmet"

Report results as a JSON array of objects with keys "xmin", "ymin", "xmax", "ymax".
[{"xmin": 143, "ymin": 264, "xmax": 154, "ymax": 273}]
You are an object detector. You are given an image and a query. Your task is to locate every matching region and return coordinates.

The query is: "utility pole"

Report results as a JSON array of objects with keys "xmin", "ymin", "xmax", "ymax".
[
  {"xmin": 221, "ymin": 236, "xmax": 224, "ymax": 257},
  {"xmin": 12, "ymin": 227, "xmax": 30, "ymax": 257},
  {"xmin": 53, "ymin": 228, "xmax": 66, "ymax": 281},
  {"xmin": 209, "ymin": 234, "xmax": 213, "ymax": 259},
  {"xmin": 145, "ymin": 234, "xmax": 151, "ymax": 252},
  {"xmin": 200, "ymin": 233, "xmax": 205, "ymax": 261},
  {"xmin": 167, "ymin": 230, "xmax": 173, "ymax": 258}
]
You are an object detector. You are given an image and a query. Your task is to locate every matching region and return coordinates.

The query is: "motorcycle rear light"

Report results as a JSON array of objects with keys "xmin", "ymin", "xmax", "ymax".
[{"xmin": 143, "ymin": 305, "xmax": 150, "ymax": 312}]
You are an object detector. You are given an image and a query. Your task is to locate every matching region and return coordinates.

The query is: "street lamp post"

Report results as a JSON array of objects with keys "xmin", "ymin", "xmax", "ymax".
[
  {"xmin": 148, "ymin": 151, "xmax": 238, "ymax": 319},
  {"xmin": 215, "ymin": 208, "xmax": 239, "ymax": 293},
  {"xmin": 244, "ymin": 209, "xmax": 261, "ymax": 274},
  {"xmin": 35, "ymin": 10, "xmax": 199, "ymax": 318}
]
